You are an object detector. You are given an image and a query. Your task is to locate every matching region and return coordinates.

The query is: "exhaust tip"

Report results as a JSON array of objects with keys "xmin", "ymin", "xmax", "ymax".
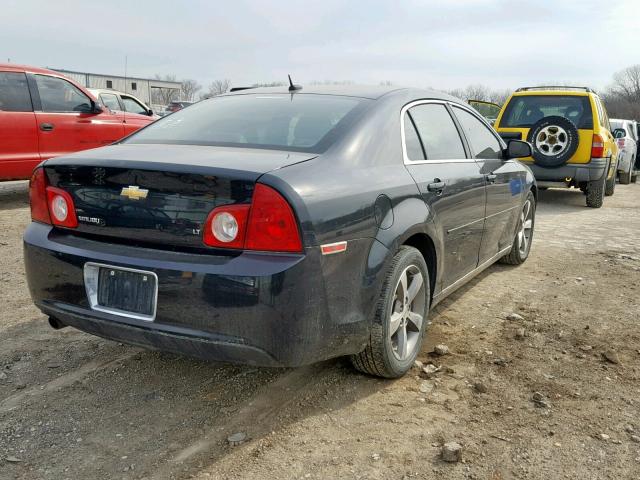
[{"xmin": 48, "ymin": 316, "xmax": 67, "ymax": 330}]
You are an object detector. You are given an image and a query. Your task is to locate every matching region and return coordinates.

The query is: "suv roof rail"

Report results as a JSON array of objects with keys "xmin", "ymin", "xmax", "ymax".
[{"xmin": 516, "ymin": 86, "xmax": 595, "ymax": 93}]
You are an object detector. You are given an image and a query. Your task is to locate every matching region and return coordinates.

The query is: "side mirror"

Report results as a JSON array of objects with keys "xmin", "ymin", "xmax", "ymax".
[
  {"xmin": 613, "ymin": 128, "xmax": 626, "ymax": 139},
  {"xmin": 147, "ymin": 109, "xmax": 154, "ymax": 116},
  {"xmin": 90, "ymin": 99, "xmax": 103, "ymax": 114},
  {"xmin": 506, "ymin": 139, "xmax": 532, "ymax": 159}
]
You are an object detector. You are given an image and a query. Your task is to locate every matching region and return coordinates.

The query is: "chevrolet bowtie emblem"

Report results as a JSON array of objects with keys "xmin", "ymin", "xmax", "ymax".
[{"xmin": 120, "ymin": 185, "xmax": 149, "ymax": 200}]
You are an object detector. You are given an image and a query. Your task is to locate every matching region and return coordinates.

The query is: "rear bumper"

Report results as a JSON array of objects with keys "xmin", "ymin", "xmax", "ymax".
[
  {"xmin": 524, "ymin": 158, "xmax": 608, "ymax": 183},
  {"xmin": 23, "ymin": 223, "xmax": 375, "ymax": 367}
]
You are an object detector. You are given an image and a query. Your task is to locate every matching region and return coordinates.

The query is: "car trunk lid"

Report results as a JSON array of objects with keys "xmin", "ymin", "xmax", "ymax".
[{"xmin": 44, "ymin": 144, "xmax": 315, "ymax": 250}]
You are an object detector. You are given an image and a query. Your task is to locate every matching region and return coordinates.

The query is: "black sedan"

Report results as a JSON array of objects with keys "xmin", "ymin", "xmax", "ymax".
[{"xmin": 24, "ymin": 85, "xmax": 536, "ymax": 378}]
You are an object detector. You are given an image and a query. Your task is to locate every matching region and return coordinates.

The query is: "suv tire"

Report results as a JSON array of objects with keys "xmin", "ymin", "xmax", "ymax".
[
  {"xmin": 527, "ymin": 116, "xmax": 580, "ymax": 168},
  {"xmin": 586, "ymin": 175, "xmax": 605, "ymax": 208},
  {"xmin": 605, "ymin": 174, "xmax": 616, "ymax": 196},
  {"xmin": 351, "ymin": 246, "xmax": 429, "ymax": 378},
  {"xmin": 500, "ymin": 191, "xmax": 535, "ymax": 265}
]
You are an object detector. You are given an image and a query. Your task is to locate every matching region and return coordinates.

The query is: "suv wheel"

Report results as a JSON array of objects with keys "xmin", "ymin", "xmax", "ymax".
[
  {"xmin": 351, "ymin": 246, "xmax": 429, "ymax": 378},
  {"xmin": 605, "ymin": 173, "xmax": 616, "ymax": 196},
  {"xmin": 527, "ymin": 116, "xmax": 579, "ymax": 167},
  {"xmin": 586, "ymin": 175, "xmax": 605, "ymax": 208},
  {"xmin": 500, "ymin": 191, "xmax": 535, "ymax": 265}
]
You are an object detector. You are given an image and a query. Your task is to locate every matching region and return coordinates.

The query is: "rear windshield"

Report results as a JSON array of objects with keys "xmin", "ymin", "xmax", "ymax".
[
  {"xmin": 127, "ymin": 94, "xmax": 368, "ymax": 153},
  {"xmin": 501, "ymin": 95, "xmax": 593, "ymax": 129}
]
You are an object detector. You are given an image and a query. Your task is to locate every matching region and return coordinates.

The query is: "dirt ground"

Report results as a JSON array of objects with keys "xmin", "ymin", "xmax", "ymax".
[{"xmin": 1, "ymin": 180, "xmax": 639, "ymax": 480}]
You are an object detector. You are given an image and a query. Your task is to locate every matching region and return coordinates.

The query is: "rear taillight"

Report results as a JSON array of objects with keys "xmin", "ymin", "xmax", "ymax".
[
  {"xmin": 203, "ymin": 204, "xmax": 250, "ymax": 249},
  {"xmin": 46, "ymin": 187, "xmax": 78, "ymax": 228},
  {"xmin": 245, "ymin": 184, "xmax": 302, "ymax": 252},
  {"xmin": 28, "ymin": 168, "xmax": 78, "ymax": 228},
  {"xmin": 591, "ymin": 134, "xmax": 605, "ymax": 158},
  {"xmin": 29, "ymin": 168, "xmax": 51, "ymax": 224},
  {"xmin": 203, "ymin": 184, "xmax": 302, "ymax": 253}
]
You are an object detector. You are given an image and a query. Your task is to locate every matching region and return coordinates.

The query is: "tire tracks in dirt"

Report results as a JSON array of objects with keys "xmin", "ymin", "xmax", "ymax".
[{"xmin": 0, "ymin": 349, "xmax": 140, "ymax": 414}]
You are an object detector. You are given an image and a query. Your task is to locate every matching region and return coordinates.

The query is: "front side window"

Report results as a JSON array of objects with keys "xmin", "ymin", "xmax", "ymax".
[
  {"xmin": 122, "ymin": 96, "xmax": 147, "ymax": 115},
  {"xmin": 35, "ymin": 75, "xmax": 92, "ymax": 113},
  {"xmin": 501, "ymin": 95, "xmax": 593, "ymax": 129},
  {"xmin": 100, "ymin": 93, "xmax": 121, "ymax": 111},
  {"xmin": 407, "ymin": 103, "xmax": 466, "ymax": 160},
  {"xmin": 453, "ymin": 106, "xmax": 503, "ymax": 160},
  {"xmin": 126, "ymin": 94, "xmax": 368, "ymax": 153},
  {"xmin": 0, "ymin": 72, "xmax": 32, "ymax": 112}
]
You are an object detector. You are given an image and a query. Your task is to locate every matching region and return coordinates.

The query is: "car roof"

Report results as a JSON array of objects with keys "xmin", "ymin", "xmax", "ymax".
[
  {"xmin": 222, "ymin": 84, "xmax": 460, "ymax": 102},
  {"xmin": 0, "ymin": 63, "xmax": 63, "ymax": 76}
]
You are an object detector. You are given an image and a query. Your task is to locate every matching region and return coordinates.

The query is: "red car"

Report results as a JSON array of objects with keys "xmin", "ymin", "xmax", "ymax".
[{"xmin": 0, "ymin": 64, "xmax": 156, "ymax": 181}]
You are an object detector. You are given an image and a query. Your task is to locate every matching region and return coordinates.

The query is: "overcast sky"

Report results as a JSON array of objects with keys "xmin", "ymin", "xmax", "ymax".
[{"xmin": 2, "ymin": 0, "xmax": 638, "ymax": 92}]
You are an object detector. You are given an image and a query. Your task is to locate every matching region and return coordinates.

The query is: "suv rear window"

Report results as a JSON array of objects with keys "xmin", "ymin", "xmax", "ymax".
[
  {"xmin": 501, "ymin": 95, "xmax": 593, "ymax": 129},
  {"xmin": 127, "ymin": 94, "xmax": 368, "ymax": 153}
]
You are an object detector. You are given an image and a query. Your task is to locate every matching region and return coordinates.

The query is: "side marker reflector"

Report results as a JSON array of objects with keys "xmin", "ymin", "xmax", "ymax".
[{"xmin": 321, "ymin": 241, "xmax": 347, "ymax": 255}]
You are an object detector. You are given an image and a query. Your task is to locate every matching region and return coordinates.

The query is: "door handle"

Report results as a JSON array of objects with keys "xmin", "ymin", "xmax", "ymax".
[
  {"xmin": 427, "ymin": 179, "xmax": 446, "ymax": 193},
  {"xmin": 485, "ymin": 173, "xmax": 497, "ymax": 183},
  {"xmin": 40, "ymin": 123, "xmax": 54, "ymax": 132}
]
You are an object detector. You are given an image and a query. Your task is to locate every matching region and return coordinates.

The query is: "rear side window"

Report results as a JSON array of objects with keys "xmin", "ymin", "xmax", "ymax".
[
  {"xmin": 100, "ymin": 93, "xmax": 121, "ymax": 111},
  {"xmin": 403, "ymin": 115, "xmax": 425, "ymax": 160},
  {"xmin": 127, "ymin": 94, "xmax": 368, "ymax": 153},
  {"xmin": 0, "ymin": 72, "xmax": 32, "ymax": 112},
  {"xmin": 407, "ymin": 103, "xmax": 466, "ymax": 160},
  {"xmin": 35, "ymin": 75, "xmax": 92, "ymax": 113},
  {"xmin": 501, "ymin": 95, "xmax": 593, "ymax": 129},
  {"xmin": 453, "ymin": 107, "xmax": 503, "ymax": 160}
]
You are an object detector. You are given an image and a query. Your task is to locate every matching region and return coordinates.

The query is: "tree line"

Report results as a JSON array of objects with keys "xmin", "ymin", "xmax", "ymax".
[{"xmin": 152, "ymin": 64, "xmax": 640, "ymax": 121}]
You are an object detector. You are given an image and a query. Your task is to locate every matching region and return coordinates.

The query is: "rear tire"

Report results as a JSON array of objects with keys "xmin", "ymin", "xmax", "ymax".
[
  {"xmin": 620, "ymin": 167, "xmax": 632, "ymax": 185},
  {"xmin": 586, "ymin": 175, "xmax": 605, "ymax": 208},
  {"xmin": 351, "ymin": 246, "xmax": 430, "ymax": 378},
  {"xmin": 605, "ymin": 174, "xmax": 616, "ymax": 196},
  {"xmin": 500, "ymin": 191, "xmax": 535, "ymax": 265}
]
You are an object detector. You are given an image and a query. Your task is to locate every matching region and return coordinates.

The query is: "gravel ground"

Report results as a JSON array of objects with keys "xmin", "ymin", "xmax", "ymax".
[{"xmin": 0, "ymin": 181, "xmax": 639, "ymax": 480}]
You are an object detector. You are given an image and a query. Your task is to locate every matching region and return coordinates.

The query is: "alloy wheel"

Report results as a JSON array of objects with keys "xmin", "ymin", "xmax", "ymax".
[
  {"xmin": 535, "ymin": 125, "xmax": 568, "ymax": 156},
  {"xmin": 518, "ymin": 199, "xmax": 534, "ymax": 257},
  {"xmin": 389, "ymin": 265, "xmax": 426, "ymax": 361}
]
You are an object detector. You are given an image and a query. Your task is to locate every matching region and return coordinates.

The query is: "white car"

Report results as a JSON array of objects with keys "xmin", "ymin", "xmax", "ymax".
[
  {"xmin": 611, "ymin": 118, "xmax": 638, "ymax": 184},
  {"xmin": 88, "ymin": 89, "xmax": 159, "ymax": 120}
]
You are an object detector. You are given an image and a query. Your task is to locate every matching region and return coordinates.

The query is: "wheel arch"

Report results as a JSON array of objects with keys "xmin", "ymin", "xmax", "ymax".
[{"xmin": 402, "ymin": 233, "xmax": 437, "ymax": 304}]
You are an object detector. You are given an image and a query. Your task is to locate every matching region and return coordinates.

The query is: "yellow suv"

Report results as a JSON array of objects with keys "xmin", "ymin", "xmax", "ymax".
[{"xmin": 472, "ymin": 87, "xmax": 618, "ymax": 208}]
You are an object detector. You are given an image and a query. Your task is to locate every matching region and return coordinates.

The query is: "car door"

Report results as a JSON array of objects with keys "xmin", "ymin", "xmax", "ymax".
[
  {"xmin": 402, "ymin": 101, "xmax": 486, "ymax": 290},
  {"xmin": 0, "ymin": 71, "xmax": 40, "ymax": 180},
  {"xmin": 30, "ymin": 74, "xmax": 124, "ymax": 160},
  {"xmin": 120, "ymin": 95, "xmax": 154, "ymax": 134},
  {"xmin": 451, "ymin": 105, "xmax": 523, "ymax": 264}
]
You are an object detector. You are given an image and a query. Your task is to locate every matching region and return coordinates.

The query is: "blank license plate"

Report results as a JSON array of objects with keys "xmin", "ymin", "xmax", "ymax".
[{"xmin": 97, "ymin": 267, "xmax": 156, "ymax": 316}]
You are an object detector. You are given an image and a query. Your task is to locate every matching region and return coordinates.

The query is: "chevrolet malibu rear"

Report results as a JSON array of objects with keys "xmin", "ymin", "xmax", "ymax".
[
  {"xmin": 24, "ymin": 91, "xmax": 376, "ymax": 368},
  {"xmin": 24, "ymin": 86, "xmax": 536, "ymax": 377}
]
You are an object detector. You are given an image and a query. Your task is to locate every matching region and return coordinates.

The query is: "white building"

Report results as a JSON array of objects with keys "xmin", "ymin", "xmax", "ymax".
[{"xmin": 52, "ymin": 68, "xmax": 182, "ymax": 110}]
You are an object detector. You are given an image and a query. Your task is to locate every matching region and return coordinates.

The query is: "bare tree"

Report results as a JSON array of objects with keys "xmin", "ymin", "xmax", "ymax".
[
  {"xmin": 201, "ymin": 79, "xmax": 231, "ymax": 99},
  {"xmin": 609, "ymin": 64, "xmax": 640, "ymax": 100},
  {"xmin": 152, "ymin": 74, "xmax": 179, "ymax": 105},
  {"xmin": 180, "ymin": 79, "xmax": 201, "ymax": 102}
]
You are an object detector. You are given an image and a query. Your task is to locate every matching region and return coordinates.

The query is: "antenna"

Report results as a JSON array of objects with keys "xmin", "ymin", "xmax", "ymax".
[
  {"xmin": 123, "ymin": 55, "xmax": 127, "ymax": 123},
  {"xmin": 288, "ymin": 74, "xmax": 302, "ymax": 92}
]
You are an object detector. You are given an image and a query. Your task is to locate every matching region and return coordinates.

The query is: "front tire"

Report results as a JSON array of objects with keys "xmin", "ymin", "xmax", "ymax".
[
  {"xmin": 351, "ymin": 246, "xmax": 430, "ymax": 378},
  {"xmin": 500, "ymin": 191, "xmax": 535, "ymax": 265}
]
